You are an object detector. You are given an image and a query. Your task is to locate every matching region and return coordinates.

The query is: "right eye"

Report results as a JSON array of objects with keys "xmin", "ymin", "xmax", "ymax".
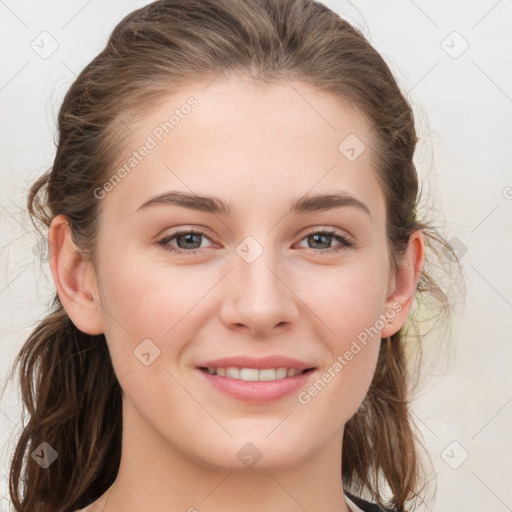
[{"xmin": 156, "ymin": 229, "xmax": 214, "ymax": 254}]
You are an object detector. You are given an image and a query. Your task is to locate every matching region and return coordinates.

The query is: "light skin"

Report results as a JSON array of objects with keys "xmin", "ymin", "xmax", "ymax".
[{"xmin": 49, "ymin": 75, "xmax": 424, "ymax": 512}]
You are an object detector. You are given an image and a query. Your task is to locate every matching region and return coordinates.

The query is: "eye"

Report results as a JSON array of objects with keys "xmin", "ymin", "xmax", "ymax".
[
  {"xmin": 156, "ymin": 229, "xmax": 213, "ymax": 254},
  {"xmin": 156, "ymin": 227, "xmax": 354, "ymax": 256},
  {"xmin": 296, "ymin": 229, "xmax": 353, "ymax": 254}
]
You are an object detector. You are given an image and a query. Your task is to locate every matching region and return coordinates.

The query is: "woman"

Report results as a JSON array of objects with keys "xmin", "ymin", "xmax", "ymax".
[{"xmin": 7, "ymin": 1, "xmax": 459, "ymax": 511}]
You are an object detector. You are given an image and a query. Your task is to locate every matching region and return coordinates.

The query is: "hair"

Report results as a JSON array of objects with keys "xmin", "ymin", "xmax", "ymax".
[{"xmin": 5, "ymin": 1, "xmax": 463, "ymax": 511}]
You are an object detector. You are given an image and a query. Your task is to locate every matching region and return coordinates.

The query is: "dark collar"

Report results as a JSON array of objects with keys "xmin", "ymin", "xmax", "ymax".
[{"xmin": 345, "ymin": 490, "xmax": 395, "ymax": 512}]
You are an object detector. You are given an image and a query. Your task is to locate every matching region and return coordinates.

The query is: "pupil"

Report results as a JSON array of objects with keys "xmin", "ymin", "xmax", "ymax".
[
  {"xmin": 179, "ymin": 233, "xmax": 200, "ymax": 249},
  {"xmin": 311, "ymin": 233, "xmax": 330, "ymax": 249}
]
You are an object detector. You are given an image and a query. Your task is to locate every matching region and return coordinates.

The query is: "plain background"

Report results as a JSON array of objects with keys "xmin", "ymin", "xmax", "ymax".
[{"xmin": 1, "ymin": 1, "xmax": 511, "ymax": 511}]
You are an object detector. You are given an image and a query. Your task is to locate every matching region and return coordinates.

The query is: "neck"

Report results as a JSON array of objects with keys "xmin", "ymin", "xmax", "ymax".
[{"xmin": 83, "ymin": 400, "xmax": 352, "ymax": 512}]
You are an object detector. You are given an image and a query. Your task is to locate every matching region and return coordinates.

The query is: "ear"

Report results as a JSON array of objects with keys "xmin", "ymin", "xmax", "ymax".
[
  {"xmin": 48, "ymin": 214, "xmax": 104, "ymax": 335},
  {"xmin": 380, "ymin": 230, "xmax": 425, "ymax": 338}
]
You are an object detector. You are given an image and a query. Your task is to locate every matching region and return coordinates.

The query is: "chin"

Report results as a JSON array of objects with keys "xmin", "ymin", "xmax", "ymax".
[{"xmin": 185, "ymin": 430, "xmax": 320, "ymax": 473}]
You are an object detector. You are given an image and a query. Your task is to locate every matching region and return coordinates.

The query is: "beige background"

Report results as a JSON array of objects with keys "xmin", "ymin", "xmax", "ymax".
[{"xmin": 1, "ymin": 1, "xmax": 511, "ymax": 510}]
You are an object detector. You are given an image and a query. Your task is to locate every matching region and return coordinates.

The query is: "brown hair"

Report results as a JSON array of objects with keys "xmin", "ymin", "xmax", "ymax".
[{"xmin": 5, "ymin": 1, "xmax": 462, "ymax": 511}]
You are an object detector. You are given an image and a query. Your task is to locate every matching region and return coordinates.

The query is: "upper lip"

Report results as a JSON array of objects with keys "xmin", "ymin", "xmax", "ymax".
[{"xmin": 196, "ymin": 355, "xmax": 316, "ymax": 371}]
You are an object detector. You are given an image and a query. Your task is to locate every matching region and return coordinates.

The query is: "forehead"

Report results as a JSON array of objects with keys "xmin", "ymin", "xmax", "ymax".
[{"xmin": 101, "ymin": 76, "xmax": 384, "ymax": 219}]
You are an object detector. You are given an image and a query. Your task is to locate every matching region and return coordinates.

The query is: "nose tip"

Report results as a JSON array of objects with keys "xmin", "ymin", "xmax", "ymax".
[{"xmin": 219, "ymin": 248, "xmax": 299, "ymax": 335}]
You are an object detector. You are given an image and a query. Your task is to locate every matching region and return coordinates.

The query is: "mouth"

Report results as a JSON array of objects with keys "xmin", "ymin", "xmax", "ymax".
[
  {"xmin": 198, "ymin": 366, "xmax": 315, "ymax": 381},
  {"xmin": 196, "ymin": 356, "xmax": 317, "ymax": 403}
]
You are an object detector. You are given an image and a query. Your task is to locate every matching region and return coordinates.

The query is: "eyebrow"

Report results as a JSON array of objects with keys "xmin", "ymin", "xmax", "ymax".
[{"xmin": 135, "ymin": 190, "xmax": 371, "ymax": 217}]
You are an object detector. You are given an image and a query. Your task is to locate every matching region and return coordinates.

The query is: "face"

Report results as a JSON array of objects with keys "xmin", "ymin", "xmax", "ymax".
[{"xmin": 86, "ymin": 75, "xmax": 399, "ymax": 471}]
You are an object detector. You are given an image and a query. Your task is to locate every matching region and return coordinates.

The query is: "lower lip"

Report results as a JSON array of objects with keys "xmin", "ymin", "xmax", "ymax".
[{"xmin": 198, "ymin": 369, "xmax": 315, "ymax": 403}]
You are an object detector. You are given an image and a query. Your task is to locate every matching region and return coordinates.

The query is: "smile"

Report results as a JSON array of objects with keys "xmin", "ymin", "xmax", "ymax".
[
  {"xmin": 199, "ymin": 366, "xmax": 313, "ymax": 381},
  {"xmin": 196, "ymin": 356, "xmax": 317, "ymax": 403}
]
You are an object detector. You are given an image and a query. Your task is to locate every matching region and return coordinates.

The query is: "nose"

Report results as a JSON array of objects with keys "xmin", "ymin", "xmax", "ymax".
[{"xmin": 218, "ymin": 242, "xmax": 300, "ymax": 337}]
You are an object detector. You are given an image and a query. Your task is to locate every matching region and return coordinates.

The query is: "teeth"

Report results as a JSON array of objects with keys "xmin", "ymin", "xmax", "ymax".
[
  {"xmin": 276, "ymin": 367, "xmax": 287, "ymax": 379},
  {"xmin": 259, "ymin": 368, "xmax": 276, "ymax": 381},
  {"xmin": 240, "ymin": 368, "xmax": 259, "ymax": 381},
  {"xmin": 226, "ymin": 367, "xmax": 240, "ymax": 379},
  {"xmin": 205, "ymin": 366, "xmax": 306, "ymax": 381}
]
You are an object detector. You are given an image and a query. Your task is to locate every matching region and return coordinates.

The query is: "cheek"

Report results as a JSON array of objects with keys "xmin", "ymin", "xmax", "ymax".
[
  {"xmin": 306, "ymin": 258, "xmax": 389, "ymax": 340},
  {"xmin": 300, "ymin": 342, "xmax": 379, "ymax": 431},
  {"xmin": 99, "ymin": 246, "xmax": 208, "ymax": 327},
  {"xmin": 95, "ymin": 254, "xmax": 208, "ymax": 371},
  {"xmin": 297, "ymin": 280, "xmax": 383, "ymax": 427},
  {"xmin": 293, "ymin": 261, "xmax": 387, "ymax": 417}
]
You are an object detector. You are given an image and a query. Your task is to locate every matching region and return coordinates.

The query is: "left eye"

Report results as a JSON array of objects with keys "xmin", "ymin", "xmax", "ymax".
[
  {"xmin": 156, "ymin": 229, "xmax": 353, "ymax": 254},
  {"xmin": 296, "ymin": 231, "xmax": 353, "ymax": 252}
]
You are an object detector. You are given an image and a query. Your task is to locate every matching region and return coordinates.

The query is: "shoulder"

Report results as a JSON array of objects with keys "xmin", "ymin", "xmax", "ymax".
[{"xmin": 345, "ymin": 491, "xmax": 395, "ymax": 512}]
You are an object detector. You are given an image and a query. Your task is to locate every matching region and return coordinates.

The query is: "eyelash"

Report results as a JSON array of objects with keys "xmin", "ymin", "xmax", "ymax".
[{"xmin": 156, "ymin": 228, "xmax": 354, "ymax": 256}]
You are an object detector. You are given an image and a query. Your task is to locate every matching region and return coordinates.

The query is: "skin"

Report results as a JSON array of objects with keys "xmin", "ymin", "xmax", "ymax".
[{"xmin": 49, "ymin": 75, "xmax": 424, "ymax": 512}]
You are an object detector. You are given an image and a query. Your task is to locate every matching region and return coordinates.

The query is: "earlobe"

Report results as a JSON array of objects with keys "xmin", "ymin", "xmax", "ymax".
[
  {"xmin": 381, "ymin": 231, "xmax": 425, "ymax": 338},
  {"xmin": 48, "ymin": 214, "xmax": 104, "ymax": 335}
]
